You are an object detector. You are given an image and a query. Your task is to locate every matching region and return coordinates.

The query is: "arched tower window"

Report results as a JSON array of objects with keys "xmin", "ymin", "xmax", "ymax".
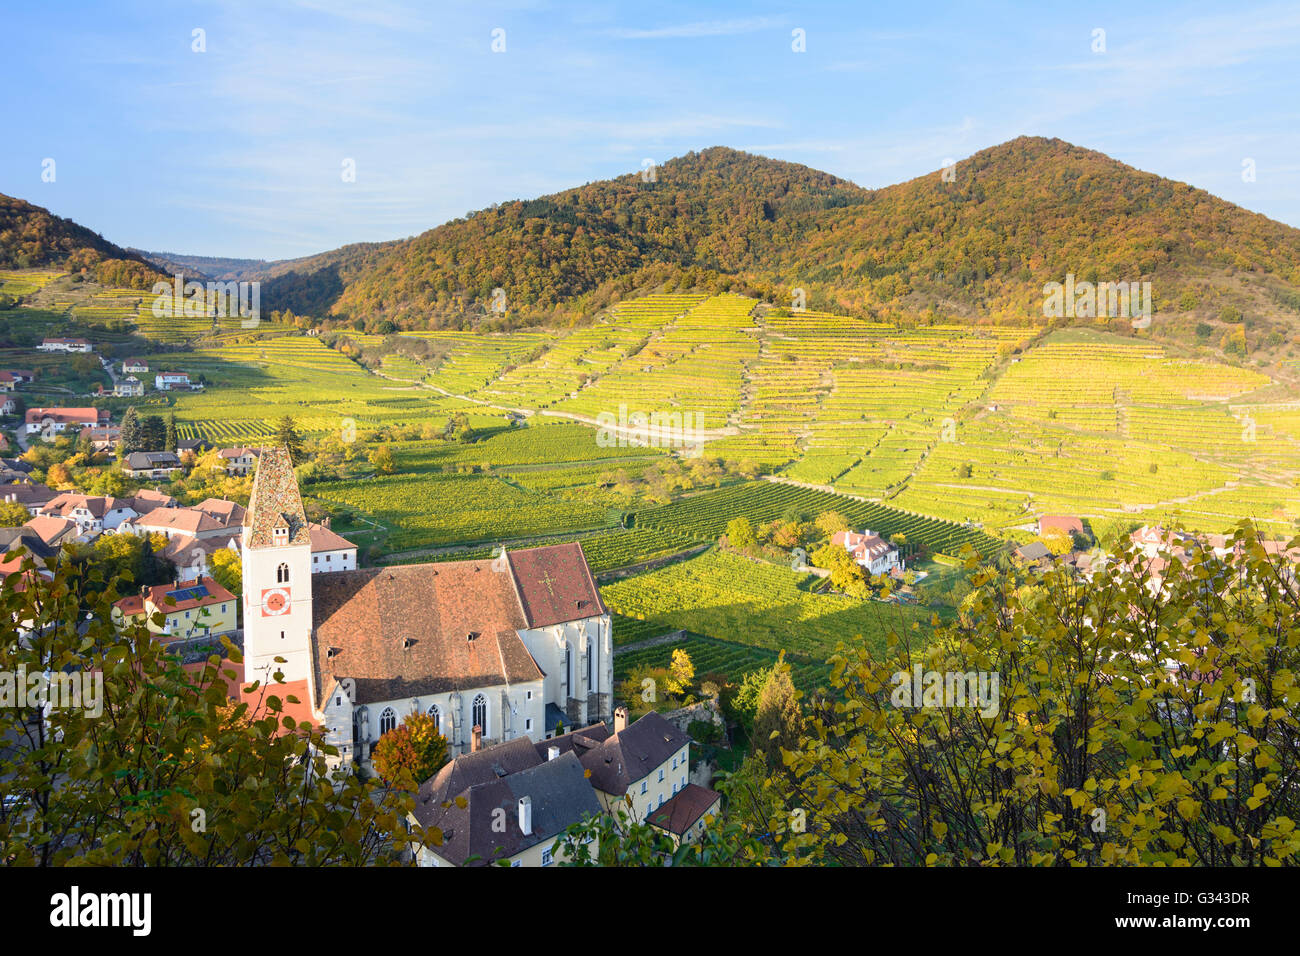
[
  {"xmin": 379, "ymin": 707, "xmax": 396, "ymax": 736},
  {"xmin": 472, "ymin": 694, "xmax": 488, "ymax": 738},
  {"xmin": 427, "ymin": 703, "xmax": 440, "ymax": 733},
  {"xmin": 276, "ymin": 562, "xmax": 289, "ymax": 584}
]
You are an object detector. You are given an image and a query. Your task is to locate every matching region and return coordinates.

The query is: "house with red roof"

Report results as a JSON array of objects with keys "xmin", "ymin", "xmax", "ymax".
[
  {"xmin": 24, "ymin": 407, "xmax": 105, "ymax": 435},
  {"xmin": 1038, "ymin": 515, "xmax": 1084, "ymax": 537},
  {"xmin": 832, "ymin": 528, "xmax": 904, "ymax": 575},
  {"xmin": 112, "ymin": 576, "xmax": 237, "ymax": 642}
]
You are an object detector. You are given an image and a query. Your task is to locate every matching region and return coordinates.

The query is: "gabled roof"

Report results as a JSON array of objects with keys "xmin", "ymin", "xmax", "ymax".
[
  {"xmin": 579, "ymin": 711, "xmax": 690, "ymax": 797},
  {"xmin": 41, "ymin": 493, "xmax": 130, "ymax": 519},
  {"xmin": 309, "ymin": 559, "xmax": 544, "ymax": 708},
  {"xmin": 116, "ymin": 576, "xmax": 235, "ymax": 618},
  {"xmin": 646, "ymin": 783, "xmax": 721, "ymax": 836},
  {"xmin": 416, "ymin": 736, "xmax": 543, "ymax": 819},
  {"xmin": 125, "ymin": 451, "xmax": 182, "ymax": 469},
  {"xmin": 130, "ymin": 507, "xmax": 223, "ymax": 536},
  {"xmin": 1014, "ymin": 541, "xmax": 1052, "ymax": 561},
  {"xmin": 25, "ymin": 407, "xmax": 101, "ymax": 424},
  {"xmin": 0, "ymin": 526, "xmax": 59, "ymax": 561},
  {"xmin": 506, "ymin": 541, "xmax": 606, "ymax": 627},
  {"xmin": 1039, "ymin": 515, "xmax": 1084, "ymax": 534},
  {"xmin": 308, "ymin": 522, "xmax": 355, "ymax": 552},
  {"xmin": 0, "ymin": 483, "xmax": 57, "ymax": 507},
  {"xmin": 244, "ymin": 446, "xmax": 309, "ymax": 547},
  {"xmin": 414, "ymin": 746, "xmax": 601, "ymax": 866},
  {"xmin": 195, "ymin": 498, "xmax": 245, "ymax": 526},
  {"xmin": 21, "ymin": 516, "xmax": 79, "ymax": 547}
]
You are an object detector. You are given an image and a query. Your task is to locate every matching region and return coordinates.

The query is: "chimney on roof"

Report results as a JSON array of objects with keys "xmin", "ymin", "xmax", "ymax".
[
  {"xmin": 614, "ymin": 705, "xmax": 628, "ymax": 734},
  {"xmin": 471, "ymin": 724, "xmax": 482, "ymax": 752},
  {"xmin": 547, "ymin": 745, "xmax": 560, "ymax": 762},
  {"xmin": 518, "ymin": 795, "xmax": 532, "ymax": 836}
]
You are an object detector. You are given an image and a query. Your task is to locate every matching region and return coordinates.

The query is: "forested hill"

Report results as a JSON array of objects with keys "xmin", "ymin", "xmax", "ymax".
[
  {"xmin": 0, "ymin": 194, "xmax": 164, "ymax": 290},
  {"xmin": 6, "ymin": 137, "xmax": 1300, "ymax": 341},
  {"xmin": 793, "ymin": 137, "xmax": 1300, "ymax": 322},
  {"xmin": 260, "ymin": 148, "xmax": 869, "ymax": 321},
  {"xmin": 256, "ymin": 137, "xmax": 1300, "ymax": 339}
]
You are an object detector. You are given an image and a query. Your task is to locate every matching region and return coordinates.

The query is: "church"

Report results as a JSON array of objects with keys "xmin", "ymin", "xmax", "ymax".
[{"xmin": 239, "ymin": 446, "xmax": 613, "ymax": 772}]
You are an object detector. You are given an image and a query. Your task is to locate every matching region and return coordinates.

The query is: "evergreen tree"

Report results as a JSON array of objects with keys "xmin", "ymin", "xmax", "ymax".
[
  {"xmin": 140, "ymin": 414, "xmax": 166, "ymax": 451},
  {"xmin": 165, "ymin": 413, "xmax": 178, "ymax": 453},
  {"xmin": 119, "ymin": 406, "xmax": 143, "ymax": 455},
  {"xmin": 276, "ymin": 415, "xmax": 305, "ymax": 465}
]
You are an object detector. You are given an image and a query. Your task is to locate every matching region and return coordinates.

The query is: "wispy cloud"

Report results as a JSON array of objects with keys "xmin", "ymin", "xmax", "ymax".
[{"xmin": 610, "ymin": 17, "xmax": 783, "ymax": 40}]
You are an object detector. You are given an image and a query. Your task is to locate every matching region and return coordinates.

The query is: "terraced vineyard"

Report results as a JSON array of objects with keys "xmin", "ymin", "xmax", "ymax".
[
  {"xmin": 602, "ymin": 549, "xmax": 928, "ymax": 660},
  {"xmin": 309, "ymin": 472, "xmax": 620, "ymax": 551},
  {"xmin": 613, "ymin": 633, "xmax": 829, "ymax": 693},
  {"xmin": 634, "ymin": 480, "xmax": 1001, "ymax": 556},
  {"xmin": 894, "ymin": 329, "xmax": 1298, "ymax": 532}
]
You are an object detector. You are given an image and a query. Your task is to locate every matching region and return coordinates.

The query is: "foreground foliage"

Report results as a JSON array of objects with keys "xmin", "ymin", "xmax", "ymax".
[{"xmin": 0, "ymin": 555, "xmax": 426, "ymax": 865}]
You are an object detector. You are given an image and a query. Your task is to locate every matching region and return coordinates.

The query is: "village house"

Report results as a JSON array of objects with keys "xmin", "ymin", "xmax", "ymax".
[
  {"xmin": 1038, "ymin": 515, "xmax": 1085, "ymax": 539},
  {"xmin": 38, "ymin": 337, "xmax": 93, "ymax": 353},
  {"xmin": 832, "ymin": 529, "xmax": 904, "ymax": 576},
  {"xmin": 122, "ymin": 358, "xmax": 149, "ymax": 374},
  {"xmin": 0, "ymin": 371, "xmax": 17, "ymax": 392},
  {"xmin": 37, "ymin": 493, "xmax": 139, "ymax": 534},
  {"xmin": 577, "ymin": 708, "xmax": 696, "ymax": 823},
  {"xmin": 239, "ymin": 447, "xmax": 614, "ymax": 774},
  {"xmin": 79, "ymin": 424, "xmax": 122, "ymax": 452},
  {"xmin": 112, "ymin": 576, "xmax": 238, "ymax": 642},
  {"xmin": 410, "ymin": 732, "xmax": 605, "ymax": 867},
  {"xmin": 0, "ymin": 482, "xmax": 57, "ymax": 515},
  {"xmin": 647, "ymin": 782, "xmax": 723, "ymax": 848},
  {"xmin": 21, "ymin": 515, "xmax": 83, "ymax": 549},
  {"xmin": 309, "ymin": 522, "xmax": 357, "ymax": 573},
  {"xmin": 1012, "ymin": 540, "xmax": 1054, "ymax": 569},
  {"xmin": 155, "ymin": 372, "xmax": 191, "ymax": 391},
  {"xmin": 114, "ymin": 376, "xmax": 144, "ymax": 398},
  {"xmin": 407, "ymin": 710, "xmax": 720, "ymax": 866},
  {"xmin": 25, "ymin": 406, "xmax": 106, "ymax": 435},
  {"xmin": 218, "ymin": 446, "xmax": 261, "ymax": 476},
  {"xmin": 0, "ymin": 397, "xmax": 14, "ymax": 416},
  {"xmin": 123, "ymin": 451, "xmax": 183, "ymax": 479}
]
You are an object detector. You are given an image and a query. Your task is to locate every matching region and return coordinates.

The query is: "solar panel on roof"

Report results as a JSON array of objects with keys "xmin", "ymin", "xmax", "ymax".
[{"xmin": 170, "ymin": 585, "xmax": 209, "ymax": 602}]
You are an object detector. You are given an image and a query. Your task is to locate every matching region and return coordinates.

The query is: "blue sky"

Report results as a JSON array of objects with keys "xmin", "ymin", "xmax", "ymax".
[{"xmin": 3, "ymin": 0, "xmax": 1298, "ymax": 260}]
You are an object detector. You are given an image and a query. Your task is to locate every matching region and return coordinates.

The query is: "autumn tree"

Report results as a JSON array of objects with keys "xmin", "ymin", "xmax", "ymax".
[
  {"xmin": 0, "ymin": 500, "xmax": 30, "ymax": 526},
  {"xmin": 210, "ymin": 547, "xmax": 242, "ymax": 596},
  {"xmin": 768, "ymin": 529, "xmax": 1300, "ymax": 866},
  {"xmin": 726, "ymin": 516, "xmax": 755, "ymax": 549},
  {"xmin": 752, "ymin": 653, "xmax": 801, "ymax": 767},
  {"xmin": 815, "ymin": 511, "xmax": 850, "ymax": 538},
  {"xmin": 369, "ymin": 444, "xmax": 397, "ymax": 475},
  {"xmin": 0, "ymin": 555, "xmax": 429, "ymax": 865},
  {"xmin": 371, "ymin": 712, "xmax": 450, "ymax": 786},
  {"xmin": 665, "ymin": 648, "xmax": 695, "ymax": 696},
  {"xmin": 811, "ymin": 542, "xmax": 868, "ymax": 598}
]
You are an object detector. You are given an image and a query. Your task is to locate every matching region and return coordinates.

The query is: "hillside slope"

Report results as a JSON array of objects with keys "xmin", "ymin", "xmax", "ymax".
[
  {"xmin": 254, "ymin": 138, "xmax": 1300, "ymax": 348},
  {"xmin": 0, "ymin": 194, "xmax": 163, "ymax": 290}
]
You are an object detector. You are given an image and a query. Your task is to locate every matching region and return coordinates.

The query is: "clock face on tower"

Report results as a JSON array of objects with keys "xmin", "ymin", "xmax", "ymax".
[{"xmin": 262, "ymin": 587, "xmax": 290, "ymax": 616}]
